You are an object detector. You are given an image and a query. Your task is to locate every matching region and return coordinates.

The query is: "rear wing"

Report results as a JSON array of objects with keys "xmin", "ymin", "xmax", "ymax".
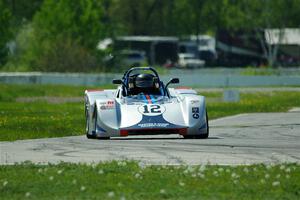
[
  {"xmin": 167, "ymin": 88, "xmax": 197, "ymax": 97},
  {"xmin": 174, "ymin": 87, "xmax": 197, "ymax": 95},
  {"xmin": 85, "ymin": 89, "xmax": 116, "ymax": 105}
]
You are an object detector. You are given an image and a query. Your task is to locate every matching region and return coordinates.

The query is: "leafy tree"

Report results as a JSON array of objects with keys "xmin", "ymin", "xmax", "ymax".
[
  {"xmin": 4, "ymin": 0, "xmax": 44, "ymax": 29},
  {"xmin": 112, "ymin": 0, "xmax": 190, "ymax": 36},
  {"xmin": 232, "ymin": 0, "xmax": 300, "ymax": 67},
  {"xmin": 201, "ymin": 0, "xmax": 300, "ymax": 67},
  {"xmin": 0, "ymin": 0, "xmax": 12, "ymax": 66},
  {"xmin": 172, "ymin": 0, "xmax": 205, "ymax": 36},
  {"xmin": 5, "ymin": 0, "xmax": 300, "ymax": 70},
  {"xmin": 33, "ymin": 0, "xmax": 105, "ymax": 50},
  {"xmin": 23, "ymin": 0, "xmax": 107, "ymax": 72}
]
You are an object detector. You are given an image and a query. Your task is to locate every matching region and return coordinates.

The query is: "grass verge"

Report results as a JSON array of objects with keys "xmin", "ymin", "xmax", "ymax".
[
  {"xmin": 1, "ymin": 84, "xmax": 300, "ymax": 141},
  {"xmin": 0, "ymin": 102, "xmax": 83, "ymax": 141},
  {"xmin": 206, "ymin": 91, "xmax": 300, "ymax": 119},
  {"xmin": 0, "ymin": 161, "xmax": 299, "ymax": 200}
]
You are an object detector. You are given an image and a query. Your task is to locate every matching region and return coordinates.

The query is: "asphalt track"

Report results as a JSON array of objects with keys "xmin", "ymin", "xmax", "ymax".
[{"xmin": 1, "ymin": 112, "xmax": 300, "ymax": 165}]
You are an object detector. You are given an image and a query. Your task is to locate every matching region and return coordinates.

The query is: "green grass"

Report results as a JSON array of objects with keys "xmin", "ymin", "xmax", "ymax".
[
  {"xmin": 1, "ymin": 84, "xmax": 300, "ymax": 141},
  {"xmin": 0, "ymin": 102, "xmax": 84, "ymax": 141},
  {"xmin": 1, "ymin": 85, "xmax": 300, "ymax": 199},
  {"xmin": 239, "ymin": 67, "xmax": 280, "ymax": 76},
  {"xmin": 0, "ymin": 161, "xmax": 299, "ymax": 200},
  {"xmin": 207, "ymin": 91, "xmax": 300, "ymax": 119}
]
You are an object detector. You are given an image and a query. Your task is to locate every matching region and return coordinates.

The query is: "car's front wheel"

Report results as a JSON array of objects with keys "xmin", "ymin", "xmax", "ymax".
[
  {"xmin": 85, "ymin": 104, "xmax": 89, "ymax": 135},
  {"xmin": 88, "ymin": 106, "xmax": 110, "ymax": 140},
  {"xmin": 86, "ymin": 105, "xmax": 97, "ymax": 139},
  {"xmin": 184, "ymin": 110, "xmax": 209, "ymax": 139}
]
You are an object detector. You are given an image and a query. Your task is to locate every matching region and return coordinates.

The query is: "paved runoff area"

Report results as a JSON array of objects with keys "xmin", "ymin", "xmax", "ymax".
[{"xmin": 1, "ymin": 112, "xmax": 300, "ymax": 165}]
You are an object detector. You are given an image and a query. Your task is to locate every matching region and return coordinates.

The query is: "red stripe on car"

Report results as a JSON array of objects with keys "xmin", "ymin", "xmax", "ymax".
[{"xmin": 145, "ymin": 95, "xmax": 152, "ymax": 104}]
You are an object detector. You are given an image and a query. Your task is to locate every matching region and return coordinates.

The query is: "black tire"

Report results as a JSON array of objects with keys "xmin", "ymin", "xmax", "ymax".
[
  {"xmin": 86, "ymin": 133, "xmax": 98, "ymax": 139},
  {"xmin": 87, "ymin": 106, "xmax": 110, "ymax": 140},
  {"xmin": 86, "ymin": 105, "xmax": 97, "ymax": 139},
  {"xmin": 85, "ymin": 104, "xmax": 89, "ymax": 135},
  {"xmin": 97, "ymin": 137, "xmax": 110, "ymax": 140},
  {"xmin": 203, "ymin": 110, "xmax": 209, "ymax": 138},
  {"xmin": 184, "ymin": 110, "xmax": 209, "ymax": 139}
]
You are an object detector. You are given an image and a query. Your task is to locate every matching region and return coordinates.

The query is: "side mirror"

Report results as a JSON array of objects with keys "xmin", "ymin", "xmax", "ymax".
[
  {"xmin": 165, "ymin": 78, "xmax": 179, "ymax": 90},
  {"xmin": 112, "ymin": 79, "xmax": 122, "ymax": 84},
  {"xmin": 112, "ymin": 79, "xmax": 128, "ymax": 96},
  {"xmin": 170, "ymin": 78, "xmax": 179, "ymax": 84}
]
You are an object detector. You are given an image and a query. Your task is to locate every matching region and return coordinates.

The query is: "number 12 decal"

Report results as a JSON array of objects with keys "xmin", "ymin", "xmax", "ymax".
[
  {"xmin": 138, "ymin": 104, "xmax": 166, "ymax": 116},
  {"xmin": 143, "ymin": 105, "xmax": 161, "ymax": 113}
]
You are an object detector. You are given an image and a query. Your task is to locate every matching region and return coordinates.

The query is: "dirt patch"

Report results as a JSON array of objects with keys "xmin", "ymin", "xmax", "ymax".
[{"xmin": 289, "ymin": 107, "xmax": 300, "ymax": 112}]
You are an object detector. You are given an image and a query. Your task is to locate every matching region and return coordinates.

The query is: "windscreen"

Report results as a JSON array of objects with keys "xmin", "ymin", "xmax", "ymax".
[{"xmin": 123, "ymin": 93, "xmax": 170, "ymax": 104}]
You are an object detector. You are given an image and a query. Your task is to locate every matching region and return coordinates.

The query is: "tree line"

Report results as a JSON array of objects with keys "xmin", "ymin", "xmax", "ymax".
[{"xmin": 1, "ymin": 0, "xmax": 299, "ymax": 71}]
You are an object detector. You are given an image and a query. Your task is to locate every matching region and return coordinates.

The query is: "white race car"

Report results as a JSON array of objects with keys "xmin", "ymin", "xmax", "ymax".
[{"xmin": 85, "ymin": 67, "xmax": 209, "ymax": 139}]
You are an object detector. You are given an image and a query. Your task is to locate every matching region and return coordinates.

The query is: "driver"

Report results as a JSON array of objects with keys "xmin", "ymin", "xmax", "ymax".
[{"xmin": 130, "ymin": 74, "xmax": 160, "ymax": 95}]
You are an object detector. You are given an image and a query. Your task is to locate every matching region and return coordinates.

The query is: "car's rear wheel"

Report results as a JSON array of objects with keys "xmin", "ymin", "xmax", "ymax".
[{"xmin": 184, "ymin": 110, "xmax": 209, "ymax": 139}]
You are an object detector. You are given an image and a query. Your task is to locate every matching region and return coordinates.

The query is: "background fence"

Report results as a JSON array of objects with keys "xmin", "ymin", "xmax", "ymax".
[{"xmin": 1, "ymin": 72, "xmax": 300, "ymax": 87}]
